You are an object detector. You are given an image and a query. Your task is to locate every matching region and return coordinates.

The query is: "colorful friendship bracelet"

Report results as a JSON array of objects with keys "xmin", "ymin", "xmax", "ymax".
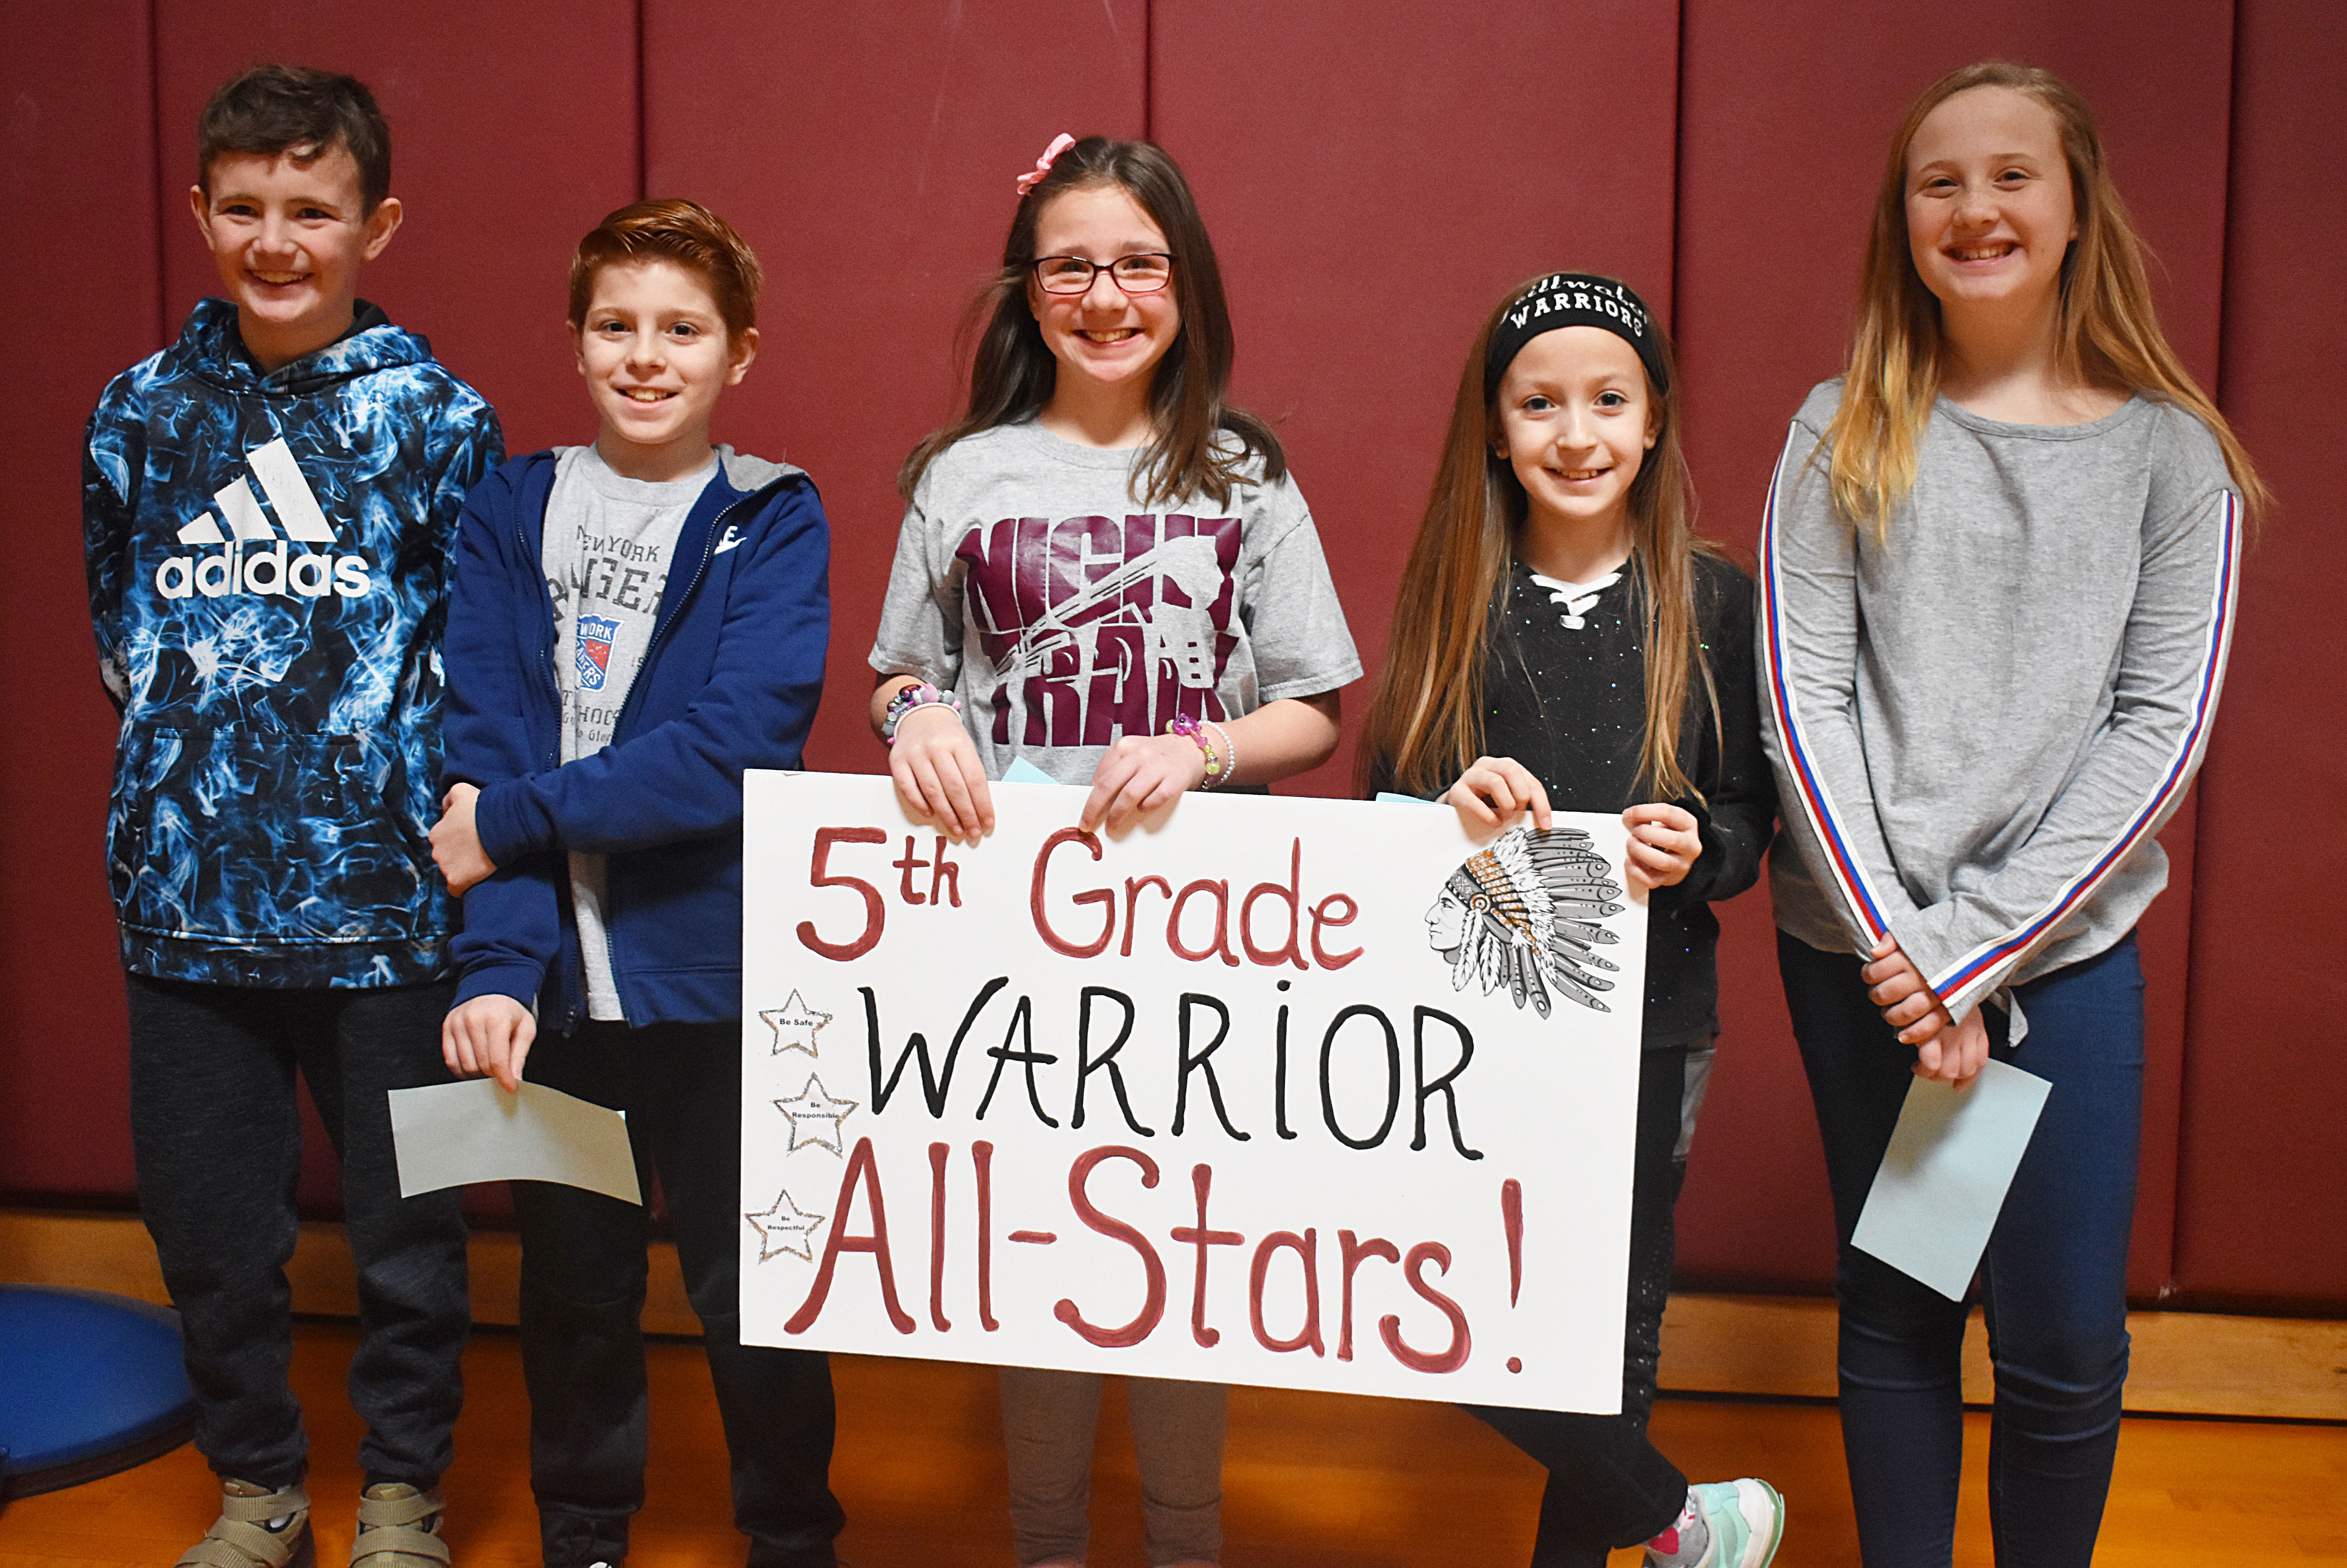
[
  {"xmin": 882, "ymin": 680, "xmax": 961, "ymax": 745},
  {"xmin": 1167, "ymin": 712, "xmax": 1232, "ymax": 789}
]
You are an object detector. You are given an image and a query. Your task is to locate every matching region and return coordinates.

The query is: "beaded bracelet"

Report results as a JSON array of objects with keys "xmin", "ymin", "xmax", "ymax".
[
  {"xmin": 1166, "ymin": 712, "xmax": 1229, "ymax": 788},
  {"xmin": 882, "ymin": 681, "xmax": 961, "ymax": 744},
  {"xmin": 1203, "ymin": 719, "xmax": 1237, "ymax": 789}
]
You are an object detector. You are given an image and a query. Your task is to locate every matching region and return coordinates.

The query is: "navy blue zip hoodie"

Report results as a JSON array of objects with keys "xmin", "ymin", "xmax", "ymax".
[{"xmin": 441, "ymin": 446, "xmax": 830, "ymax": 1031}]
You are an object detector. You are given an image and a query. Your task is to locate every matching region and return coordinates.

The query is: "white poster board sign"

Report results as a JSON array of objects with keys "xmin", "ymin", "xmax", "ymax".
[{"xmin": 739, "ymin": 771, "xmax": 1647, "ymax": 1413}]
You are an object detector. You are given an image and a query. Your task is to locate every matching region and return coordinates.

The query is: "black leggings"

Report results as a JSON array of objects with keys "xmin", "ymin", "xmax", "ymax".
[{"xmin": 1464, "ymin": 1044, "xmax": 1699, "ymax": 1567}]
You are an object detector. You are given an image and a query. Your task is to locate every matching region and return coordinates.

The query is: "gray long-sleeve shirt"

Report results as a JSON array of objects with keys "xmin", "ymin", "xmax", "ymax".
[{"xmin": 1757, "ymin": 380, "xmax": 2241, "ymax": 1019}]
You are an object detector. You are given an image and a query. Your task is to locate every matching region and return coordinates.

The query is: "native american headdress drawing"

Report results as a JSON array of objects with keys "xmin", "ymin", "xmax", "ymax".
[{"xmin": 1424, "ymin": 826, "xmax": 1625, "ymax": 1017}]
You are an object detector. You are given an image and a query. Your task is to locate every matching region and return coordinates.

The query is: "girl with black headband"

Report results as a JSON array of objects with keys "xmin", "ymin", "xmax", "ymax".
[{"xmin": 1361, "ymin": 274, "xmax": 1781, "ymax": 1568}]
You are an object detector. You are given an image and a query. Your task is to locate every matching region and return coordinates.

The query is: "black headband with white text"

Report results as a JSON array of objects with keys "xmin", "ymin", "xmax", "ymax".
[{"xmin": 1484, "ymin": 274, "xmax": 1668, "ymax": 400}]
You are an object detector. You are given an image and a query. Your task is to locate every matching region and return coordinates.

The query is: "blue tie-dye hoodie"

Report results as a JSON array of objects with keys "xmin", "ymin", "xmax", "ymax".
[{"xmin": 83, "ymin": 298, "xmax": 504, "ymax": 987}]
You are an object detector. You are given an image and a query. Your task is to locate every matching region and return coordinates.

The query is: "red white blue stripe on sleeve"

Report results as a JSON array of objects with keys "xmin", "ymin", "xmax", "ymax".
[
  {"xmin": 1923, "ymin": 489, "xmax": 2240, "ymax": 1004},
  {"xmin": 1757, "ymin": 429, "xmax": 1895, "ymax": 950}
]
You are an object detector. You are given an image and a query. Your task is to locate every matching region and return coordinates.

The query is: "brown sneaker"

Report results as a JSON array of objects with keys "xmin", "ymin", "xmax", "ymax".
[
  {"xmin": 176, "ymin": 1480, "xmax": 314, "ymax": 1568},
  {"xmin": 349, "ymin": 1483, "xmax": 450, "ymax": 1568}
]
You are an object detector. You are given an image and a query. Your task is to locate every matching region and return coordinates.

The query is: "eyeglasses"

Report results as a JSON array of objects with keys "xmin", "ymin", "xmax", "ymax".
[{"xmin": 1031, "ymin": 252, "xmax": 1174, "ymax": 295}]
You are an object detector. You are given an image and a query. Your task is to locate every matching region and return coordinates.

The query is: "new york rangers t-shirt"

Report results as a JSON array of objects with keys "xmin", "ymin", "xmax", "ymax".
[
  {"xmin": 870, "ymin": 421, "xmax": 1361, "ymax": 784},
  {"xmin": 542, "ymin": 443, "xmax": 711, "ymax": 1019}
]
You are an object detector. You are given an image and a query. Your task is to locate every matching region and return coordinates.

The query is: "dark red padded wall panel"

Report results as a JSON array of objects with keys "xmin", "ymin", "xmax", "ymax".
[
  {"xmin": 1152, "ymin": 1, "xmax": 1683, "ymax": 802},
  {"xmin": 0, "ymin": 3, "xmax": 160, "ymax": 1202},
  {"xmin": 642, "ymin": 0, "xmax": 1146, "ymax": 777},
  {"xmin": 1670, "ymin": 0, "xmax": 2236, "ymax": 1295},
  {"xmin": 155, "ymin": 0, "xmax": 640, "ymax": 459},
  {"xmin": 145, "ymin": 2, "xmax": 639, "ymax": 1212},
  {"xmin": 2175, "ymin": 0, "xmax": 2347, "ymax": 1308}
]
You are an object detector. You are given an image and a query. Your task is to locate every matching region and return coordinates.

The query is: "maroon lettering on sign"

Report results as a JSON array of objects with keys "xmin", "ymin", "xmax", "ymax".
[
  {"xmin": 893, "ymin": 835, "xmax": 930, "ymax": 906},
  {"xmin": 1169, "ymin": 1163, "xmax": 1244, "ymax": 1348},
  {"xmin": 929, "ymin": 835, "xmax": 961, "ymax": 907},
  {"xmin": 1031, "ymin": 827, "xmax": 1113, "ymax": 957},
  {"xmin": 1120, "ymin": 876, "xmax": 1172, "ymax": 956},
  {"xmin": 1309, "ymin": 892, "xmax": 1362, "ymax": 970},
  {"xmin": 1248, "ymin": 1229, "xmax": 1325, "ymax": 1357},
  {"xmin": 1168, "ymin": 879, "xmax": 1240, "ymax": 967},
  {"xmin": 1501, "ymin": 1178, "xmax": 1524, "ymax": 1307},
  {"xmin": 1052, "ymin": 1146, "xmax": 1168, "ymax": 1348},
  {"xmin": 799, "ymin": 828, "xmax": 888, "ymax": 960},
  {"xmin": 973, "ymin": 1140, "xmax": 998, "ymax": 1332},
  {"xmin": 1379, "ymin": 1241, "xmax": 1471, "ymax": 1373},
  {"xmin": 1336, "ymin": 1230, "xmax": 1400, "ymax": 1363},
  {"xmin": 927, "ymin": 1142, "xmax": 951, "ymax": 1333},
  {"xmin": 784, "ymin": 1137, "xmax": 915, "ymax": 1335},
  {"xmin": 1239, "ymin": 840, "xmax": 1309, "ymax": 970}
]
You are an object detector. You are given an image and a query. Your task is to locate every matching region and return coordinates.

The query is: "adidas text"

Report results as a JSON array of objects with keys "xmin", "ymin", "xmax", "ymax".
[{"xmin": 155, "ymin": 542, "xmax": 375, "ymax": 600}]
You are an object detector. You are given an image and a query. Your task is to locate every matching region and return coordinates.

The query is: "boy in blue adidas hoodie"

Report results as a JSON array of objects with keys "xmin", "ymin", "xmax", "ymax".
[
  {"xmin": 430, "ymin": 200, "xmax": 840, "ymax": 1568},
  {"xmin": 81, "ymin": 65, "xmax": 501, "ymax": 1568}
]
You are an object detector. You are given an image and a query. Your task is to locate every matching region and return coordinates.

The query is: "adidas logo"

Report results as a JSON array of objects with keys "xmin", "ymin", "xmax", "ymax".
[{"xmin": 153, "ymin": 437, "xmax": 376, "ymax": 601}]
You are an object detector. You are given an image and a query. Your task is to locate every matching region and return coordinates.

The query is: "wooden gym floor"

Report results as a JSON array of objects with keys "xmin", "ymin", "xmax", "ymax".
[{"xmin": 2, "ymin": 1323, "xmax": 2343, "ymax": 1567}]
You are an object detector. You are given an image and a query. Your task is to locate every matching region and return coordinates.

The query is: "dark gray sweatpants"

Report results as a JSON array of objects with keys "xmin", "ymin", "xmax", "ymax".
[{"xmin": 125, "ymin": 973, "xmax": 471, "ymax": 1492}]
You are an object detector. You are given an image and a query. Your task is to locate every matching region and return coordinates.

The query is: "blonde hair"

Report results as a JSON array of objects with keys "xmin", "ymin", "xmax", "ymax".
[
  {"xmin": 1828, "ymin": 61, "xmax": 2265, "ymax": 531},
  {"xmin": 1361, "ymin": 278, "xmax": 1720, "ymax": 804}
]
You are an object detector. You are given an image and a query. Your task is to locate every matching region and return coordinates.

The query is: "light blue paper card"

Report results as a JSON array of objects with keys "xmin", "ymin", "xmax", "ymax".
[
  {"xmin": 1851, "ymin": 1057, "xmax": 2051, "ymax": 1300},
  {"xmin": 1002, "ymin": 757, "xmax": 1059, "ymax": 786},
  {"xmin": 1374, "ymin": 791, "xmax": 1440, "ymax": 806}
]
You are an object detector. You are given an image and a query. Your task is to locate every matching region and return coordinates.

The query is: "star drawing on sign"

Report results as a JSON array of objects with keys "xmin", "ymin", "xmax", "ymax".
[
  {"xmin": 745, "ymin": 1188, "xmax": 826, "ymax": 1263},
  {"xmin": 759, "ymin": 989, "xmax": 832, "ymax": 1057},
  {"xmin": 773, "ymin": 1075, "xmax": 860, "ymax": 1155}
]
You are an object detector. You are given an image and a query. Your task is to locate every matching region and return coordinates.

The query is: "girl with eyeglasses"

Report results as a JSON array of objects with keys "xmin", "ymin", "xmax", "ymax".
[
  {"xmin": 1760, "ymin": 63, "xmax": 2260, "ymax": 1564},
  {"xmin": 868, "ymin": 133, "xmax": 1360, "ymax": 1568},
  {"xmin": 1360, "ymin": 273, "xmax": 1782, "ymax": 1568}
]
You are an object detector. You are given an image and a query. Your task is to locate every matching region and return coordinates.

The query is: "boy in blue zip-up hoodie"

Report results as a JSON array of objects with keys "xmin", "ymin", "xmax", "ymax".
[
  {"xmin": 431, "ymin": 201, "xmax": 840, "ymax": 1568},
  {"xmin": 82, "ymin": 66, "xmax": 500, "ymax": 1568}
]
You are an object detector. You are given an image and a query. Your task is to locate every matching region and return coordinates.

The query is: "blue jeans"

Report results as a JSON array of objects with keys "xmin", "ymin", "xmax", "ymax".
[{"xmin": 1778, "ymin": 931, "xmax": 2143, "ymax": 1568}]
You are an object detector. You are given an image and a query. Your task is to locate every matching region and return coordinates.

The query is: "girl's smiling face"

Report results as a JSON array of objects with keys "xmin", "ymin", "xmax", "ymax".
[
  {"xmin": 1027, "ymin": 183, "xmax": 1181, "ymax": 399},
  {"xmin": 1494, "ymin": 327, "xmax": 1656, "ymax": 543},
  {"xmin": 1904, "ymin": 85, "xmax": 2078, "ymax": 321}
]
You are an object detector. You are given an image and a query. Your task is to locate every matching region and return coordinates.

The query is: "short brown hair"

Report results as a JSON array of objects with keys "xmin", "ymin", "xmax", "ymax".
[
  {"xmin": 198, "ymin": 64, "xmax": 391, "ymax": 213},
  {"xmin": 568, "ymin": 200, "xmax": 762, "ymax": 342}
]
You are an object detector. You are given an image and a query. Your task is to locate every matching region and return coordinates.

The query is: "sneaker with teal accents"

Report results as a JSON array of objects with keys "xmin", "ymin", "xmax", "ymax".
[{"xmin": 1695, "ymin": 1478, "xmax": 1784, "ymax": 1568}]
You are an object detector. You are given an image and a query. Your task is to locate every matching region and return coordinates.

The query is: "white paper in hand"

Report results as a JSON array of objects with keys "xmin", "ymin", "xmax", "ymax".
[
  {"xmin": 1851, "ymin": 1057, "xmax": 2051, "ymax": 1299},
  {"xmin": 389, "ymin": 1079, "xmax": 641, "ymax": 1204}
]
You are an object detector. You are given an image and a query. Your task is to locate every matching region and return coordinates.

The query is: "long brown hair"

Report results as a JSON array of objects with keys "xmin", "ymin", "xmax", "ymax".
[
  {"xmin": 1828, "ymin": 61, "xmax": 2265, "ymax": 531},
  {"xmin": 1360, "ymin": 278, "xmax": 1720, "ymax": 803},
  {"xmin": 899, "ymin": 136, "xmax": 1282, "ymax": 508}
]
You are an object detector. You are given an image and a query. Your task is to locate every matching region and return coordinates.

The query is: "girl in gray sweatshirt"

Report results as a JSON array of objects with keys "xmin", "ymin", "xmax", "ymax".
[{"xmin": 1757, "ymin": 63, "xmax": 2263, "ymax": 1568}]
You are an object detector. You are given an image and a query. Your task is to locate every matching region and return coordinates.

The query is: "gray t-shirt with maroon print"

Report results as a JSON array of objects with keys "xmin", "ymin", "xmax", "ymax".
[{"xmin": 870, "ymin": 421, "xmax": 1362, "ymax": 785}]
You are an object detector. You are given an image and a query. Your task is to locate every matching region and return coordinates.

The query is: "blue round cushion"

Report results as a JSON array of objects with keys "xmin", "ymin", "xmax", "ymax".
[{"xmin": 0, "ymin": 1285, "xmax": 196, "ymax": 1495}]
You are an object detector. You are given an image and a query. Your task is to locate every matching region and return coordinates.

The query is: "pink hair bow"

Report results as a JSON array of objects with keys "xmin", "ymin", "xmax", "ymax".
[{"xmin": 1016, "ymin": 133, "xmax": 1078, "ymax": 197}]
